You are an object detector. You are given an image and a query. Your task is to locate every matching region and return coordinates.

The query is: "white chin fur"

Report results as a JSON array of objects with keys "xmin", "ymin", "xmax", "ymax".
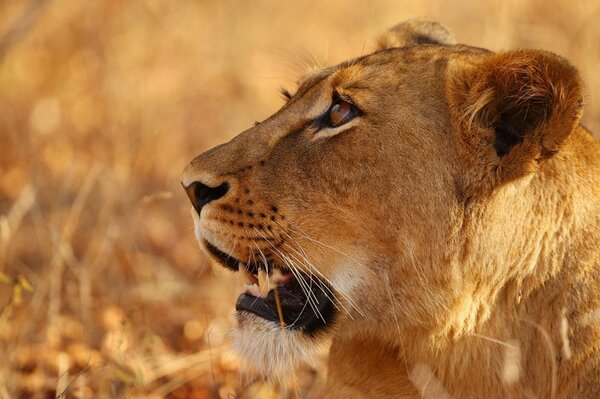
[{"xmin": 231, "ymin": 311, "xmax": 325, "ymax": 381}]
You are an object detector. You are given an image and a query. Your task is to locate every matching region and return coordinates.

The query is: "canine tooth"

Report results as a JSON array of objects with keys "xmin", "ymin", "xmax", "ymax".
[{"xmin": 258, "ymin": 268, "xmax": 269, "ymax": 297}]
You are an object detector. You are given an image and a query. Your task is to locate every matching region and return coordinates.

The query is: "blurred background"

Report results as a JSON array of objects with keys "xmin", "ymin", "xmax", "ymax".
[{"xmin": 0, "ymin": 0, "xmax": 598, "ymax": 398}]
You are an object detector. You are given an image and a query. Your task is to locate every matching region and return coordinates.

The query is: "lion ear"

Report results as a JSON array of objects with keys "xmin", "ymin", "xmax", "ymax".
[
  {"xmin": 447, "ymin": 50, "xmax": 584, "ymax": 188},
  {"xmin": 376, "ymin": 19, "xmax": 456, "ymax": 49}
]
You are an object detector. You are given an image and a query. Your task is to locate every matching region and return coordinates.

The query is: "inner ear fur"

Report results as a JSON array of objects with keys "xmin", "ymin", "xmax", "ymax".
[
  {"xmin": 377, "ymin": 19, "xmax": 456, "ymax": 49},
  {"xmin": 448, "ymin": 50, "xmax": 584, "ymax": 188}
]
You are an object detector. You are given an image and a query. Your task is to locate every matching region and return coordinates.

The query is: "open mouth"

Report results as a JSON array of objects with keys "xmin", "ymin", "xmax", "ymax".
[{"xmin": 204, "ymin": 241, "xmax": 335, "ymax": 334}]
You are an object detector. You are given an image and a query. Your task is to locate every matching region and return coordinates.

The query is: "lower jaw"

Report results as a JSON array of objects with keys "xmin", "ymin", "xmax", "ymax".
[
  {"xmin": 230, "ymin": 311, "xmax": 328, "ymax": 379},
  {"xmin": 235, "ymin": 286, "xmax": 336, "ymax": 336}
]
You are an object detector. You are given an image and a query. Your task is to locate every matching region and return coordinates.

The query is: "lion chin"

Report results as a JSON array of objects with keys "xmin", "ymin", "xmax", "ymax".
[{"xmin": 230, "ymin": 312, "xmax": 327, "ymax": 381}]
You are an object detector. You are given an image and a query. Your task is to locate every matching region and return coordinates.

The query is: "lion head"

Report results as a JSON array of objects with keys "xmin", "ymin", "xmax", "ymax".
[{"xmin": 182, "ymin": 19, "xmax": 598, "ymax": 397}]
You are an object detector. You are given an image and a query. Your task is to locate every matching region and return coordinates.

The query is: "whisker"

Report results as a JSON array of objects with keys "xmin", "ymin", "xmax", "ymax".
[
  {"xmin": 281, "ymin": 250, "xmax": 343, "ymax": 313},
  {"xmin": 276, "ymin": 219, "xmax": 365, "ymax": 268},
  {"xmin": 255, "ymin": 224, "xmax": 363, "ymax": 319},
  {"xmin": 286, "ymin": 260, "xmax": 326, "ymax": 322},
  {"xmin": 259, "ymin": 224, "xmax": 351, "ymax": 313},
  {"xmin": 281, "ymin": 242, "xmax": 359, "ymax": 318},
  {"xmin": 278, "ymin": 235, "xmax": 365, "ymax": 317},
  {"xmin": 251, "ymin": 228, "xmax": 322, "ymax": 321},
  {"xmin": 285, "ymin": 215, "xmax": 447, "ymax": 318},
  {"xmin": 252, "ymin": 228, "xmax": 326, "ymax": 321}
]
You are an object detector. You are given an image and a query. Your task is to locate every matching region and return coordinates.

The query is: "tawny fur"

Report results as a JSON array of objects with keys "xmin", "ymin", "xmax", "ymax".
[
  {"xmin": 230, "ymin": 313, "xmax": 325, "ymax": 380},
  {"xmin": 182, "ymin": 20, "xmax": 600, "ymax": 398}
]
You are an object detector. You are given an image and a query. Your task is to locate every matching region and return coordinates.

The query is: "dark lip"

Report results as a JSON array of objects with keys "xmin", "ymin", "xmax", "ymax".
[
  {"xmin": 204, "ymin": 240, "xmax": 262, "ymax": 274},
  {"xmin": 202, "ymin": 239, "xmax": 336, "ymax": 334},
  {"xmin": 236, "ymin": 277, "xmax": 335, "ymax": 335},
  {"xmin": 203, "ymin": 240, "xmax": 241, "ymax": 271}
]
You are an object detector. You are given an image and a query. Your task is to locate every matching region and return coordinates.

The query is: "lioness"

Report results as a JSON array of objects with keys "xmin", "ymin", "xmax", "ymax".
[{"xmin": 182, "ymin": 19, "xmax": 600, "ymax": 398}]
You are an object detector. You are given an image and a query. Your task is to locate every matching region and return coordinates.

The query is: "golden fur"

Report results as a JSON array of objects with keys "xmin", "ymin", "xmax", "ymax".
[{"xmin": 182, "ymin": 19, "xmax": 600, "ymax": 398}]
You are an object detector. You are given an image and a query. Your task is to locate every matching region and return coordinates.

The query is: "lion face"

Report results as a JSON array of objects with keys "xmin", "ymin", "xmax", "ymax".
[
  {"xmin": 181, "ymin": 21, "xmax": 583, "ymax": 378},
  {"xmin": 181, "ymin": 49, "xmax": 455, "ymax": 374}
]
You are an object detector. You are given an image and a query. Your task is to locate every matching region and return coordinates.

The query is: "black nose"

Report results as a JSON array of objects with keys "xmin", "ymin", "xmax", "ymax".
[{"xmin": 184, "ymin": 181, "xmax": 229, "ymax": 214}]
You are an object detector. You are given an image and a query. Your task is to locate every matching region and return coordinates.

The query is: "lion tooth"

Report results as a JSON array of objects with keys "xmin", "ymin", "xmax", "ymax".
[{"xmin": 258, "ymin": 268, "xmax": 269, "ymax": 297}]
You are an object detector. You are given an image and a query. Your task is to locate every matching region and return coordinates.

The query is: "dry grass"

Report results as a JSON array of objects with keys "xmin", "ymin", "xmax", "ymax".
[{"xmin": 0, "ymin": 1, "xmax": 598, "ymax": 398}]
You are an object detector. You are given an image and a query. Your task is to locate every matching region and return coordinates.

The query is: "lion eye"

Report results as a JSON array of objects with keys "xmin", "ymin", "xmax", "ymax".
[{"xmin": 328, "ymin": 100, "xmax": 357, "ymax": 127}]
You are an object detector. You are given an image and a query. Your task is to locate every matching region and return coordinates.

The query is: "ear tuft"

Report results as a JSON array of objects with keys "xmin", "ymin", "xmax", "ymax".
[{"xmin": 377, "ymin": 19, "xmax": 456, "ymax": 50}]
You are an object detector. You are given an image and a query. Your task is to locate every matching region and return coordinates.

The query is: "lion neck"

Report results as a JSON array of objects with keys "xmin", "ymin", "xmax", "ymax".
[
  {"xmin": 391, "ymin": 125, "xmax": 600, "ymax": 390},
  {"xmin": 436, "ymin": 125, "xmax": 599, "ymax": 334}
]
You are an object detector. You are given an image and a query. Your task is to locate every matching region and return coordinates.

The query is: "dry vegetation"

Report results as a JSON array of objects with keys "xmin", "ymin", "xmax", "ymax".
[{"xmin": 0, "ymin": 0, "xmax": 598, "ymax": 398}]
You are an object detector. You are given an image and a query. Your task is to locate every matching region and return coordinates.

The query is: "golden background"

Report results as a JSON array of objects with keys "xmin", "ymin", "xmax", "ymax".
[{"xmin": 0, "ymin": 1, "xmax": 598, "ymax": 398}]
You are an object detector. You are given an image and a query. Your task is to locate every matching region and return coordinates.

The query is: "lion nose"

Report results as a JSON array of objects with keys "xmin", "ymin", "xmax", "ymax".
[{"xmin": 183, "ymin": 181, "xmax": 230, "ymax": 215}]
